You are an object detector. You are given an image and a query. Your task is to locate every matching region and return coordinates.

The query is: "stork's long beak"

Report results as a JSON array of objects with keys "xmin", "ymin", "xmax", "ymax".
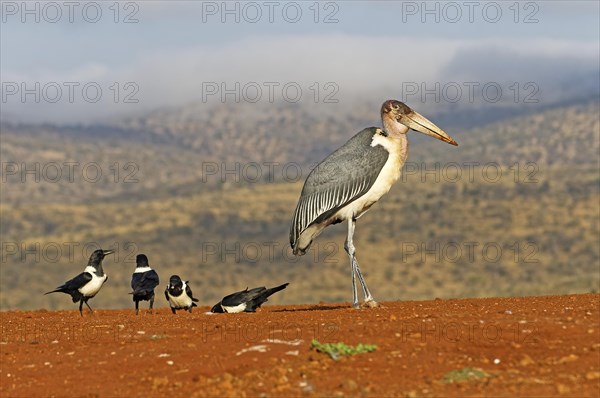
[
  {"xmin": 400, "ymin": 111, "xmax": 458, "ymax": 146},
  {"xmin": 103, "ymin": 249, "xmax": 115, "ymax": 256}
]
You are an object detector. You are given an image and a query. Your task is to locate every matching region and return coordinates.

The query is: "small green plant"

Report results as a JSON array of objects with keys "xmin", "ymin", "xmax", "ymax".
[
  {"xmin": 440, "ymin": 368, "xmax": 491, "ymax": 384},
  {"xmin": 310, "ymin": 339, "xmax": 377, "ymax": 360}
]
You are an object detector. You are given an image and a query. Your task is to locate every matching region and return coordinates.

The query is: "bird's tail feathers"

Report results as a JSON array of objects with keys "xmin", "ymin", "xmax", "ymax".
[
  {"xmin": 44, "ymin": 286, "xmax": 65, "ymax": 295},
  {"xmin": 266, "ymin": 283, "xmax": 289, "ymax": 296},
  {"xmin": 131, "ymin": 288, "xmax": 151, "ymax": 296}
]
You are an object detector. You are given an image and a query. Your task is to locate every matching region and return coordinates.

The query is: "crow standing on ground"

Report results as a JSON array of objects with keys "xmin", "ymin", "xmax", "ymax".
[
  {"xmin": 211, "ymin": 283, "xmax": 289, "ymax": 313},
  {"xmin": 130, "ymin": 254, "xmax": 160, "ymax": 315},
  {"xmin": 45, "ymin": 249, "xmax": 114, "ymax": 316},
  {"xmin": 165, "ymin": 275, "xmax": 199, "ymax": 314}
]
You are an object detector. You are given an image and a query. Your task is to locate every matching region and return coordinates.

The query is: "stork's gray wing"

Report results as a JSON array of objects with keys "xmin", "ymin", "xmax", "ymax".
[{"xmin": 290, "ymin": 128, "xmax": 389, "ymax": 248}]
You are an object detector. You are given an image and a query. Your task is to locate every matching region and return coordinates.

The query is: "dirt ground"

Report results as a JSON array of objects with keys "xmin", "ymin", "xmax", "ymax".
[{"xmin": 1, "ymin": 294, "xmax": 599, "ymax": 397}]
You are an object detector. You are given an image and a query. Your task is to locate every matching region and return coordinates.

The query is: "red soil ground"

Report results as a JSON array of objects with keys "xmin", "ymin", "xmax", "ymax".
[{"xmin": 1, "ymin": 294, "xmax": 599, "ymax": 397}]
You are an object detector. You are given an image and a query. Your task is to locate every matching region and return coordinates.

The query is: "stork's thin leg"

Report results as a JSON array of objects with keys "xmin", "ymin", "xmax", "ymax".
[
  {"xmin": 345, "ymin": 218, "xmax": 378, "ymax": 308},
  {"xmin": 149, "ymin": 295, "xmax": 154, "ymax": 314},
  {"xmin": 354, "ymin": 260, "xmax": 374, "ymax": 301},
  {"xmin": 84, "ymin": 300, "xmax": 94, "ymax": 313},
  {"xmin": 345, "ymin": 218, "xmax": 360, "ymax": 308},
  {"xmin": 135, "ymin": 300, "xmax": 139, "ymax": 315}
]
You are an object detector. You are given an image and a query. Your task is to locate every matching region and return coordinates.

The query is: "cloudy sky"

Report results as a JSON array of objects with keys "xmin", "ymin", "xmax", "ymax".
[{"xmin": 1, "ymin": 1, "xmax": 598, "ymax": 123}]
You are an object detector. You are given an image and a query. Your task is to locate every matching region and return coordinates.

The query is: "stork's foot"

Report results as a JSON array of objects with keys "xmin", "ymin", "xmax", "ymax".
[
  {"xmin": 361, "ymin": 299, "xmax": 380, "ymax": 309},
  {"xmin": 351, "ymin": 299, "xmax": 380, "ymax": 309}
]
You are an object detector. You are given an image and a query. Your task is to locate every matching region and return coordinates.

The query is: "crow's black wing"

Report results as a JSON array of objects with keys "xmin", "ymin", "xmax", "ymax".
[
  {"xmin": 61, "ymin": 272, "xmax": 93, "ymax": 292},
  {"xmin": 221, "ymin": 287, "xmax": 266, "ymax": 307},
  {"xmin": 45, "ymin": 272, "xmax": 93, "ymax": 301},
  {"xmin": 132, "ymin": 270, "xmax": 160, "ymax": 295},
  {"xmin": 131, "ymin": 273, "xmax": 142, "ymax": 291},
  {"xmin": 185, "ymin": 283, "xmax": 199, "ymax": 303}
]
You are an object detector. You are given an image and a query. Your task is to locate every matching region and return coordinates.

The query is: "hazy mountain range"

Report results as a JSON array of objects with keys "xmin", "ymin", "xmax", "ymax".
[{"xmin": 0, "ymin": 95, "xmax": 598, "ymax": 310}]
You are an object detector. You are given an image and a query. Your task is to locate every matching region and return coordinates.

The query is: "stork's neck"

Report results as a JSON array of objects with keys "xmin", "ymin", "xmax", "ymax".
[
  {"xmin": 381, "ymin": 117, "xmax": 409, "ymax": 162},
  {"xmin": 382, "ymin": 116, "xmax": 409, "ymax": 136},
  {"xmin": 399, "ymin": 132, "xmax": 408, "ymax": 164}
]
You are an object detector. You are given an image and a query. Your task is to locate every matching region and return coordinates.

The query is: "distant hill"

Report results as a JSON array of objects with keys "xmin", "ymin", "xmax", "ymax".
[
  {"xmin": 1, "ymin": 100, "xmax": 598, "ymax": 310},
  {"xmin": 1, "ymin": 100, "xmax": 598, "ymax": 205}
]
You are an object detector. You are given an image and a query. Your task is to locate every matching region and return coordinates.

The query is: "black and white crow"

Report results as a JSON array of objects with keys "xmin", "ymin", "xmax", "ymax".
[
  {"xmin": 130, "ymin": 254, "xmax": 160, "ymax": 315},
  {"xmin": 165, "ymin": 275, "xmax": 198, "ymax": 314},
  {"xmin": 211, "ymin": 283, "xmax": 289, "ymax": 313},
  {"xmin": 45, "ymin": 249, "xmax": 114, "ymax": 316}
]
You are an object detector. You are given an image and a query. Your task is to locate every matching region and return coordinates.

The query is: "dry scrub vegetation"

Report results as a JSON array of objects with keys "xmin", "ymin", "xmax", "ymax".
[{"xmin": 1, "ymin": 101, "xmax": 598, "ymax": 309}]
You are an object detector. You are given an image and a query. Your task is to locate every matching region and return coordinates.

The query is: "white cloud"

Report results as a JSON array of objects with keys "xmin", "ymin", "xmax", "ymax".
[{"xmin": 2, "ymin": 35, "xmax": 598, "ymax": 123}]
